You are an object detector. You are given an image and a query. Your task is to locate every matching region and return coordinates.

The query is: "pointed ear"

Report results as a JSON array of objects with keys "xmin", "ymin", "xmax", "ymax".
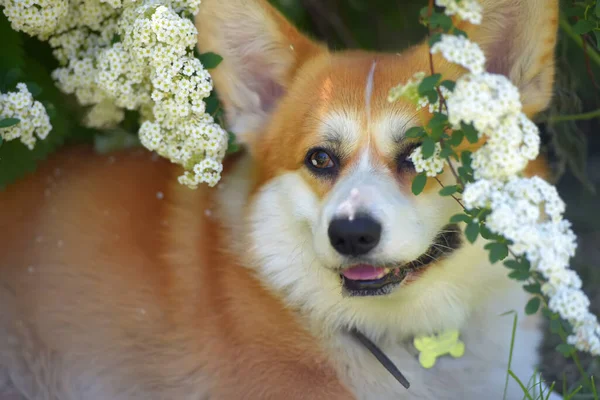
[
  {"xmin": 463, "ymin": 0, "xmax": 559, "ymax": 117},
  {"xmin": 195, "ymin": 0, "xmax": 323, "ymax": 146}
]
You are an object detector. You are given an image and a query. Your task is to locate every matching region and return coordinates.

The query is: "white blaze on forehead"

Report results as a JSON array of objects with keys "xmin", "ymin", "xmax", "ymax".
[{"xmin": 365, "ymin": 61, "xmax": 377, "ymax": 135}]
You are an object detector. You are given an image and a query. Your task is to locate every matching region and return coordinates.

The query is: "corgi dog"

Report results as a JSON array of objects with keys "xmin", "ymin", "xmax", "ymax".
[{"xmin": 0, "ymin": 0, "xmax": 563, "ymax": 399}]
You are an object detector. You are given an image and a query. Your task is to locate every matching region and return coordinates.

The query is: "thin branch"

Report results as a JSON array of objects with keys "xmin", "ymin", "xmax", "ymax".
[
  {"xmin": 434, "ymin": 177, "xmax": 465, "ymax": 208},
  {"xmin": 559, "ymin": 15, "xmax": 600, "ymax": 69},
  {"xmin": 548, "ymin": 108, "xmax": 600, "ymax": 123}
]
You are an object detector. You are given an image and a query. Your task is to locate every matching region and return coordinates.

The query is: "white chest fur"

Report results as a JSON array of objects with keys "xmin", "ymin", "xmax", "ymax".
[{"xmin": 326, "ymin": 285, "xmax": 562, "ymax": 400}]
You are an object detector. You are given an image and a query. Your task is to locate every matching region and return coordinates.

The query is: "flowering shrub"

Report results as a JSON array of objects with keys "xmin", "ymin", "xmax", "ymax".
[
  {"xmin": 1, "ymin": 0, "xmax": 229, "ymax": 188},
  {"xmin": 387, "ymin": 0, "xmax": 600, "ymax": 395}
]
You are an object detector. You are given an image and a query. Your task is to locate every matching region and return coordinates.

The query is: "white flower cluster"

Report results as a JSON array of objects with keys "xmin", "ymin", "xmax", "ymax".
[
  {"xmin": 0, "ymin": 0, "xmax": 68, "ymax": 39},
  {"xmin": 431, "ymin": 34, "xmax": 485, "ymax": 74},
  {"xmin": 2, "ymin": 0, "xmax": 228, "ymax": 188},
  {"xmin": 430, "ymin": 1, "xmax": 599, "ymax": 355},
  {"xmin": 435, "ymin": 0, "xmax": 482, "ymax": 25},
  {"xmin": 0, "ymin": 83, "xmax": 52, "ymax": 150},
  {"xmin": 443, "ymin": 53, "xmax": 539, "ymax": 180},
  {"xmin": 463, "ymin": 177, "xmax": 599, "ymax": 354},
  {"xmin": 409, "ymin": 142, "xmax": 446, "ymax": 177}
]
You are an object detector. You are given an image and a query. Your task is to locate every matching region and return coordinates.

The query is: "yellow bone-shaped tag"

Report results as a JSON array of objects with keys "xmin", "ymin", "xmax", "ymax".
[{"xmin": 413, "ymin": 330, "xmax": 465, "ymax": 369}]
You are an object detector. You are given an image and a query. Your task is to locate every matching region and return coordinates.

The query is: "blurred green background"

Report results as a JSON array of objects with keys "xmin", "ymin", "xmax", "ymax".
[{"xmin": 1, "ymin": 0, "xmax": 599, "ymax": 396}]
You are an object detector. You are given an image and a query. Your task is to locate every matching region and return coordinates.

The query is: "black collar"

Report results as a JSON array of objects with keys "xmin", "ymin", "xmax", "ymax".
[{"xmin": 350, "ymin": 328, "xmax": 410, "ymax": 389}]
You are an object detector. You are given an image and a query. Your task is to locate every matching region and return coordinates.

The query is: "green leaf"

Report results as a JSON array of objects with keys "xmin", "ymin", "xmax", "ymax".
[
  {"xmin": 226, "ymin": 131, "xmax": 241, "ymax": 154},
  {"xmin": 525, "ymin": 297, "xmax": 541, "ymax": 315},
  {"xmin": 439, "ymin": 185, "xmax": 458, "ymax": 196},
  {"xmin": 556, "ymin": 343, "xmax": 574, "ymax": 358},
  {"xmin": 465, "ymin": 222, "xmax": 480, "ymax": 243},
  {"xmin": 421, "ymin": 137, "xmax": 436, "ymax": 159},
  {"xmin": 425, "ymin": 89, "xmax": 438, "ymax": 104},
  {"xmin": 572, "ymin": 20, "xmax": 596, "ymax": 35},
  {"xmin": 428, "ymin": 32, "xmax": 442, "ymax": 46},
  {"xmin": 418, "ymin": 74, "xmax": 441, "ymax": 96},
  {"xmin": 484, "ymin": 242, "xmax": 509, "ymax": 264},
  {"xmin": 594, "ymin": 30, "xmax": 600, "ymax": 51},
  {"xmin": 440, "ymin": 80, "xmax": 456, "ymax": 92},
  {"xmin": 197, "ymin": 52, "xmax": 223, "ymax": 69},
  {"xmin": 450, "ymin": 213, "xmax": 471, "ymax": 224},
  {"xmin": 412, "ymin": 173, "xmax": 427, "ymax": 195},
  {"xmin": 461, "ymin": 122, "xmax": 479, "ymax": 143},
  {"xmin": 429, "ymin": 13, "xmax": 453, "ymax": 31},
  {"xmin": 508, "ymin": 270, "xmax": 530, "ymax": 281},
  {"xmin": 479, "ymin": 225, "xmax": 494, "ymax": 240},
  {"xmin": 453, "ymin": 28, "xmax": 467, "ymax": 37},
  {"xmin": 0, "ymin": 117, "xmax": 20, "ymax": 128},
  {"xmin": 504, "ymin": 259, "xmax": 523, "ymax": 270},
  {"xmin": 429, "ymin": 112, "xmax": 447, "ymax": 128},
  {"xmin": 449, "ymin": 130, "xmax": 464, "ymax": 146},
  {"xmin": 550, "ymin": 319, "xmax": 561, "ymax": 334},
  {"xmin": 597, "ymin": 1, "xmax": 600, "ymax": 18},
  {"xmin": 204, "ymin": 92, "xmax": 220, "ymax": 115},
  {"xmin": 523, "ymin": 283, "xmax": 541, "ymax": 295},
  {"xmin": 405, "ymin": 126, "xmax": 426, "ymax": 138},
  {"xmin": 460, "ymin": 150, "xmax": 473, "ymax": 170},
  {"xmin": 428, "ymin": 112, "xmax": 448, "ymax": 141},
  {"xmin": 439, "ymin": 144, "xmax": 455, "ymax": 159}
]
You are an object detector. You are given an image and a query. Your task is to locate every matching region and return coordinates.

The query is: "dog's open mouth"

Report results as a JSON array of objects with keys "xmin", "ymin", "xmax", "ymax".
[{"xmin": 340, "ymin": 224, "xmax": 462, "ymax": 297}]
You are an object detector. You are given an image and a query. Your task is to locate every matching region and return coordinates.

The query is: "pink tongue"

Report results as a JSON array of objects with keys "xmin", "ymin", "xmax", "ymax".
[{"xmin": 342, "ymin": 265, "xmax": 386, "ymax": 281}]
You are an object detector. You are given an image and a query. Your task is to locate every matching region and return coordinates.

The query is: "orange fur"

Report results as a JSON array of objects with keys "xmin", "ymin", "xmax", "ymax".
[{"xmin": 0, "ymin": 148, "xmax": 353, "ymax": 399}]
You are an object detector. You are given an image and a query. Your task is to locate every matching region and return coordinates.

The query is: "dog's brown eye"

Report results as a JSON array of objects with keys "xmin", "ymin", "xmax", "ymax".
[
  {"xmin": 309, "ymin": 150, "xmax": 334, "ymax": 169},
  {"xmin": 305, "ymin": 148, "xmax": 339, "ymax": 177}
]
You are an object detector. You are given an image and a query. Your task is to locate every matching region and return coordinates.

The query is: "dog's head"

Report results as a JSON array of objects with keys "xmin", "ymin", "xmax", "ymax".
[{"xmin": 197, "ymin": 0, "xmax": 558, "ymax": 337}]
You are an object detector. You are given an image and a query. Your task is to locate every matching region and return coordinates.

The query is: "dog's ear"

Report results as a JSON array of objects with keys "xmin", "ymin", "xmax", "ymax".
[
  {"xmin": 196, "ymin": 0, "xmax": 323, "ymax": 147},
  {"xmin": 463, "ymin": 0, "xmax": 559, "ymax": 117}
]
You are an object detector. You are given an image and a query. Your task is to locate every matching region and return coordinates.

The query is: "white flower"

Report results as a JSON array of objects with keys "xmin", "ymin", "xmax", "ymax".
[
  {"xmin": 408, "ymin": 143, "xmax": 446, "ymax": 177},
  {"xmin": 429, "ymin": 0, "xmax": 597, "ymax": 358},
  {"xmin": 446, "ymin": 72, "xmax": 522, "ymax": 133},
  {"xmin": 471, "ymin": 113, "xmax": 540, "ymax": 180},
  {"xmin": 1, "ymin": 0, "xmax": 69, "ymax": 39},
  {"xmin": 462, "ymin": 176, "xmax": 600, "ymax": 354},
  {"xmin": 0, "ymin": 83, "xmax": 52, "ymax": 150},
  {"xmin": 436, "ymin": 0, "xmax": 482, "ymax": 25},
  {"xmin": 431, "ymin": 35, "xmax": 486, "ymax": 74},
  {"xmin": 549, "ymin": 288, "xmax": 590, "ymax": 326},
  {"xmin": 85, "ymin": 100, "xmax": 125, "ymax": 128}
]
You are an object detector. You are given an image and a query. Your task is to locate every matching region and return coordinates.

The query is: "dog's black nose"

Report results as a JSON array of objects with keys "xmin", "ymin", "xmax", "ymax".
[{"xmin": 328, "ymin": 214, "xmax": 382, "ymax": 256}]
